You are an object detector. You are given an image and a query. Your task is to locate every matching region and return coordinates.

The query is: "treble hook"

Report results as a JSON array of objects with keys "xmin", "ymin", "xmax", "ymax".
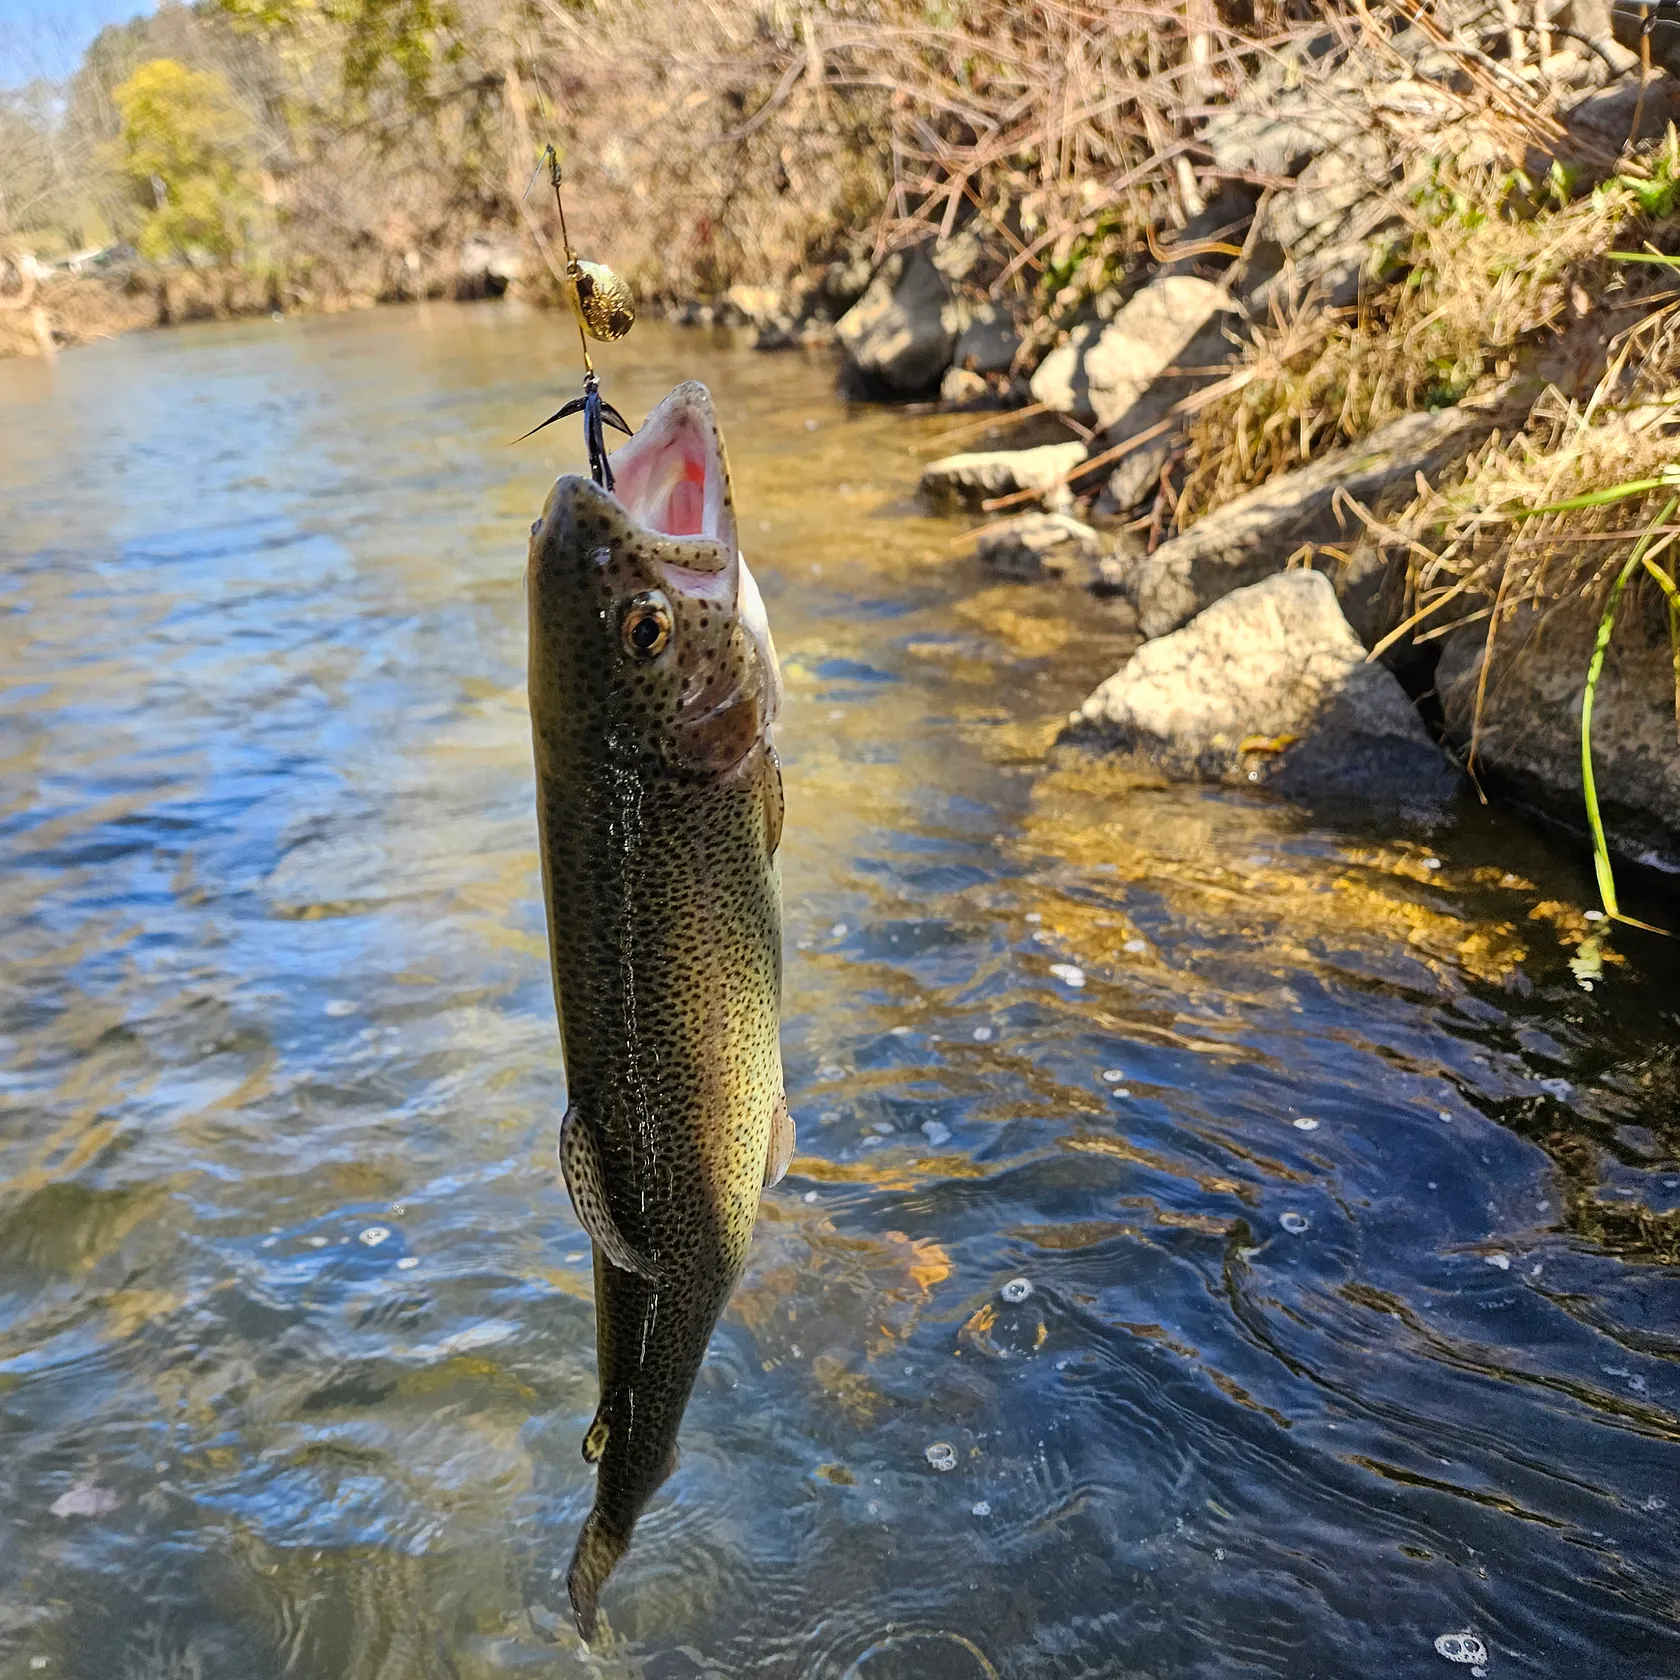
[{"xmin": 513, "ymin": 370, "xmax": 633, "ymax": 492}]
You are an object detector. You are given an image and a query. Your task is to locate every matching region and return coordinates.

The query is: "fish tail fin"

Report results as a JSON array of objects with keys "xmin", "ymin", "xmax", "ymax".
[{"xmin": 567, "ymin": 1508, "xmax": 629, "ymax": 1645}]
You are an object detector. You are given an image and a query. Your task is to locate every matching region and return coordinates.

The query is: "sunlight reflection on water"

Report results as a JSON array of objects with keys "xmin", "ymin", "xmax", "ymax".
[{"xmin": 1, "ymin": 304, "xmax": 1678, "ymax": 1679}]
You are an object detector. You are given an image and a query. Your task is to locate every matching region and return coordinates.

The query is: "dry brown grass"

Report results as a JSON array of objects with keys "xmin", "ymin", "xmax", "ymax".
[
  {"xmin": 1367, "ymin": 294, "xmax": 1680, "ymax": 682},
  {"xmin": 516, "ymin": 0, "xmax": 1344, "ymax": 314},
  {"xmin": 1176, "ymin": 159, "xmax": 1653, "ymax": 527}
]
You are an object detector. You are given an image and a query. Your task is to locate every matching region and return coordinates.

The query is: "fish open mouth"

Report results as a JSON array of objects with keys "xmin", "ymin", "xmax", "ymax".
[{"xmin": 608, "ymin": 382, "xmax": 738, "ymax": 556}]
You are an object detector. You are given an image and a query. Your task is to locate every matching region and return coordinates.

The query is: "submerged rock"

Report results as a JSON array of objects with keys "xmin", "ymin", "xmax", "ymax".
[
  {"xmin": 921, "ymin": 441, "xmax": 1086, "ymax": 510},
  {"xmin": 1436, "ymin": 602, "xmax": 1680, "ymax": 873},
  {"xmin": 1112, "ymin": 403, "xmax": 1507, "ymax": 639},
  {"xmin": 836, "ymin": 246, "xmax": 962, "ymax": 395},
  {"xmin": 976, "ymin": 512, "xmax": 1102, "ymax": 580},
  {"xmin": 1063, "ymin": 570, "xmax": 1459, "ymax": 807}
]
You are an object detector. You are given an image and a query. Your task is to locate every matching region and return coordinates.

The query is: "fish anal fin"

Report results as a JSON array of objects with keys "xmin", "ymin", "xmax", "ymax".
[
  {"xmin": 763, "ymin": 1093, "xmax": 795, "ymax": 1187},
  {"xmin": 559, "ymin": 1107, "xmax": 660, "ymax": 1281}
]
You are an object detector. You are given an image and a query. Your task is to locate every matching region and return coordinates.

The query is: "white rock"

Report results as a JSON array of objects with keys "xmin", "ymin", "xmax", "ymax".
[{"xmin": 921, "ymin": 442, "xmax": 1086, "ymax": 510}]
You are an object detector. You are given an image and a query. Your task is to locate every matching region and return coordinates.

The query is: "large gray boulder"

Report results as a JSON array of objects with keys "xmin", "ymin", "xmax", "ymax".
[
  {"xmin": 836, "ymin": 246, "xmax": 963, "ymax": 394},
  {"xmin": 1084, "ymin": 277, "xmax": 1235, "ymax": 431},
  {"xmin": 920, "ymin": 441, "xmax": 1086, "ymax": 510},
  {"xmin": 1437, "ymin": 602, "xmax": 1680, "ymax": 873},
  {"xmin": 1063, "ymin": 570, "xmax": 1458, "ymax": 806},
  {"xmin": 1112, "ymin": 403, "xmax": 1506, "ymax": 639},
  {"xmin": 1029, "ymin": 277, "xmax": 1233, "ymax": 427}
]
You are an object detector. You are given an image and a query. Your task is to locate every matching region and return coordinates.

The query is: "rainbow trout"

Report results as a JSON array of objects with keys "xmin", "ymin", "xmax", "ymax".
[{"xmin": 525, "ymin": 382, "xmax": 790, "ymax": 1642}]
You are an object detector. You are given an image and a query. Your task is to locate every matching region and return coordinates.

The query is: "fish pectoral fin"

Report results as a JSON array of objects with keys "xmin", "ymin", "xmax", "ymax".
[
  {"xmin": 559, "ymin": 1107, "xmax": 661, "ymax": 1281},
  {"xmin": 762, "ymin": 1093, "xmax": 795, "ymax": 1188}
]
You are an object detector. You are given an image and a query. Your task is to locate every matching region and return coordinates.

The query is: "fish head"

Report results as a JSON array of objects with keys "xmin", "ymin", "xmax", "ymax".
[{"xmin": 528, "ymin": 380, "xmax": 780, "ymax": 776}]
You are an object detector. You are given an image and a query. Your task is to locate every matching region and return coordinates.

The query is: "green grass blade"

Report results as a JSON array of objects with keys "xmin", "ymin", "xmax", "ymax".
[
  {"xmin": 1514, "ymin": 478, "xmax": 1669, "ymax": 518},
  {"xmin": 1582, "ymin": 495, "xmax": 1679, "ymax": 923},
  {"xmin": 1607, "ymin": 250, "xmax": 1680, "ymax": 267}
]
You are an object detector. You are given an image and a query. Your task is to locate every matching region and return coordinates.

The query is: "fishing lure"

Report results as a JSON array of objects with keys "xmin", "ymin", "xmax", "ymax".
[{"xmin": 517, "ymin": 144, "xmax": 635, "ymax": 491}]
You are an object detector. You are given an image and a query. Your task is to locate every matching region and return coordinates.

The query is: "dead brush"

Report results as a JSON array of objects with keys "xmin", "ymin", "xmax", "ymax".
[
  {"xmin": 1176, "ymin": 156, "xmax": 1654, "ymax": 529},
  {"xmin": 521, "ymin": 0, "xmax": 1361, "ymax": 314}
]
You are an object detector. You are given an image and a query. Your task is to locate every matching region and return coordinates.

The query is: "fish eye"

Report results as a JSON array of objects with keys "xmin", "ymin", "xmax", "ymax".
[{"xmin": 621, "ymin": 591, "xmax": 673, "ymax": 660}]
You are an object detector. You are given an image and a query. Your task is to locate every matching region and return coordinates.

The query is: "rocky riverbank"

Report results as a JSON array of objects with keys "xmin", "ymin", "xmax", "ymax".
[{"xmin": 760, "ymin": 2, "xmax": 1680, "ymax": 899}]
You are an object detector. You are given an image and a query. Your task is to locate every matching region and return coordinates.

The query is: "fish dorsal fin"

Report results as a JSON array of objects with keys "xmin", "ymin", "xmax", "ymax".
[
  {"xmin": 763, "ymin": 1094, "xmax": 795, "ymax": 1188},
  {"xmin": 560, "ymin": 1106, "xmax": 661, "ymax": 1281}
]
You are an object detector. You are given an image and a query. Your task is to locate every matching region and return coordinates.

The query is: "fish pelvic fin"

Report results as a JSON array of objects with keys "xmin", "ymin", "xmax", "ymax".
[
  {"xmin": 582, "ymin": 1412, "xmax": 609, "ymax": 1464},
  {"xmin": 763, "ymin": 1093, "xmax": 795, "ymax": 1188},
  {"xmin": 559, "ymin": 1107, "xmax": 661, "ymax": 1282},
  {"xmin": 567, "ymin": 1508, "xmax": 630, "ymax": 1645}
]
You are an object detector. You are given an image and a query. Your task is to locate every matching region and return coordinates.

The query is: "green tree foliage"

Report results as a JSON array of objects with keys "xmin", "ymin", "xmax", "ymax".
[{"xmin": 111, "ymin": 58, "xmax": 254, "ymax": 263}]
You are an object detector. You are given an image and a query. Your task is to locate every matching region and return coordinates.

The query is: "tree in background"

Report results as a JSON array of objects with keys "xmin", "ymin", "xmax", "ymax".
[{"xmin": 112, "ymin": 58, "xmax": 255, "ymax": 265}]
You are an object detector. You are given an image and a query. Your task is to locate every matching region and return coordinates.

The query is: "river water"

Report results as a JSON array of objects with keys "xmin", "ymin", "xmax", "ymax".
[{"xmin": 1, "ymin": 305, "xmax": 1677, "ymax": 1680}]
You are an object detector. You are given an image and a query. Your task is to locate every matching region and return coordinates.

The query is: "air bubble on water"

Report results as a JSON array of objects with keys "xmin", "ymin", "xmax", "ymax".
[
  {"xmin": 924, "ymin": 1442, "xmax": 957, "ymax": 1472},
  {"xmin": 1123, "ymin": 939, "xmax": 1148, "ymax": 954},
  {"xmin": 971, "ymin": 1501, "xmax": 991, "ymax": 1517},
  {"xmin": 358, "ymin": 1226, "xmax": 391, "ymax": 1247},
  {"xmin": 922, "ymin": 1120, "xmax": 952, "ymax": 1147},
  {"xmin": 1485, "ymin": 1253, "xmax": 1510, "ymax": 1270},
  {"xmin": 1423, "ymin": 858, "xmax": 1442, "ymax": 871},
  {"xmin": 1101, "ymin": 1069, "xmax": 1126, "ymax": 1084},
  {"xmin": 1049, "ymin": 963, "xmax": 1085, "ymax": 988},
  {"xmin": 1024, "ymin": 912, "xmax": 1042, "ymax": 923},
  {"xmin": 1293, "ymin": 1117, "xmax": 1320, "ymax": 1131},
  {"xmin": 30, "ymin": 1659, "xmax": 47, "ymax": 1670},
  {"xmin": 1433, "ymin": 1632, "xmax": 1487, "ymax": 1665},
  {"xmin": 308, "ymin": 1237, "xmax": 329, "ymax": 1249},
  {"xmin": 324, "ymin": 999, "xmax": 355, "ymax": 1017},
  {"xmin": 889, "ymin": 1025, "xmax": 912, "ymax": 1036},
  {"xmin": 1280, "ymin": 1213, "xmax": 1309, "ymax": 1235},
  {"xmin": 831, "ymin": 923, "xmax": 848, "ymax": 939},
  {"xmin": 972, "ymin": 1027, "xmax": 993, "ymax": 1041},
  {"xmin": 397, "ymin": 1256, "xmax": 419, "ymax": 1270},
  {"xmin": 1000, "ymin": 1277, "xmax": 1032, "ymax": 1303},
  {"xmin": 1584, "ymin": 908, "xmax": 1605, "ymax": 922},
  {"xmin": 261, "ymin": 1237, "xmax": 277, "ymax": 1248},
  {"xmin": 1438, "ymin": 1110, "xmax": 1453, "ymax": 1122},
  {"xmin": 1530, "ymin": 1263, "xmax": 1542, "ymax": 1277},
  {"xmin": 872, "ymin": 1122, "xmax": 894, "ymax": 1135},
  {"xmin": 820, "ymin": 1111, "xmax": 841, "ymax": 1124},
  {"xmin": 804, "ymin": 1190, "xmax": 818, "ymax": 1203}
]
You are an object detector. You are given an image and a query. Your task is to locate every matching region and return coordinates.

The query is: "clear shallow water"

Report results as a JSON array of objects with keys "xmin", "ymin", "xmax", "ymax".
[{"xmin": 1, "ymin": 304, "xmax": 1678, "ymax": 1680}]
